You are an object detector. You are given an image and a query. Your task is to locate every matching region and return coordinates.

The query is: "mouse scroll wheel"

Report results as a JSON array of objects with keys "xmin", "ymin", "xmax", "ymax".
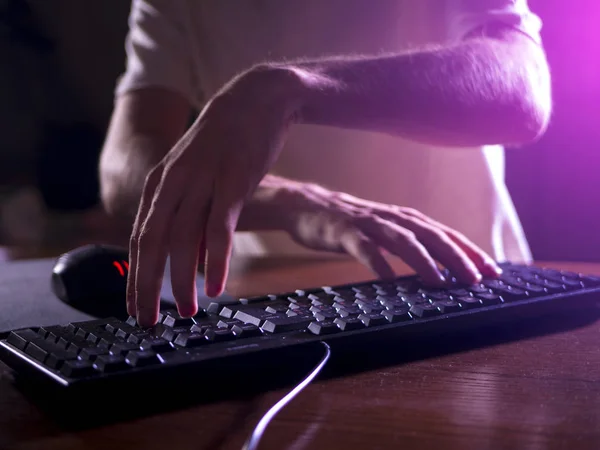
[{"xmin": 112, "ymin": 260, "xmax": 129, "ymax": 277}]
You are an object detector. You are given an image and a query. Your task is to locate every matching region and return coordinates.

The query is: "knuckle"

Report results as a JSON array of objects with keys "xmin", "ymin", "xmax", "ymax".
[
  {"xmin": 396, "ymin": 228, "xmax": 418, "ymax": 243},
  {"xmin": 422, "ymin": 227, "xmax": 451, "ymax": 244},
  {"xmin": 401, "ymin": 207, "xmax": 427, "ymax": 219}
]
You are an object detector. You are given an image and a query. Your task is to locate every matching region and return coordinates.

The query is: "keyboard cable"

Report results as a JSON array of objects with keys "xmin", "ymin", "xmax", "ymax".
[{"xmin": 241, "ymin": 341, "xmax": 332, "ymax": 450}]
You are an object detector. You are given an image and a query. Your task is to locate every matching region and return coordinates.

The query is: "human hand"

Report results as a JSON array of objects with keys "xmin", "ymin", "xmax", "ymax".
[
  {"xmin": 278, "ymin": 183, "xmax": 502, "ymax": 285},
  {"xmin": 127, "ymin": 67, "xmax": 303, "ymax": 327}
]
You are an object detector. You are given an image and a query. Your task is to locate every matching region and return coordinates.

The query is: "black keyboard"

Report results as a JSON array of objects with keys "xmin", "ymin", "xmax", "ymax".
[{"xmin": 2, "ymin": 263, "xmax": 600, "ymax": 404}]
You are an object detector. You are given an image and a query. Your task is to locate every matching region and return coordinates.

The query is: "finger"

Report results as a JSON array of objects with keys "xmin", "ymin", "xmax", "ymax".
[
  {"xmin": 389, "ymin": 215, "xmax": 483, "ymax": 284},
  {"xmin": 399, "ymin": 210, "xmax": 502, "ymax": 277},
  {"xmin": 198, "ymin": 235, "xmax": 207, "ymax": 274},
  {"xmin": 204, "ymin": 196, "xmax": 243, "ymax": 297},
  {"xmin": 169, "ymin": 194, "xmax": 211, "ymax": 318},
  {"xmin": 127, "ymin": 165, "xmax": 163, "ymax": 318},
  {"xmin": 358, "ymin": 217, "xmax": 447, "ymax": 286},
  {"xmin": 412, "ymin": 223, "xmax": 482, "ymax": 285},
  {"xmin": 135, "ymin": 165, "xmax": 186, "ymax": 327},
  {"xmin": 339, "ymin": 229, "xmax": 395, "ymax": 279}
]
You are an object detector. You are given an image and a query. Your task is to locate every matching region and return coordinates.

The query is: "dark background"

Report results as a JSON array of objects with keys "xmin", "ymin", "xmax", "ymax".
[{"xmin": 0, "ymin": 0, "xmax": 598, "ymax": 261}]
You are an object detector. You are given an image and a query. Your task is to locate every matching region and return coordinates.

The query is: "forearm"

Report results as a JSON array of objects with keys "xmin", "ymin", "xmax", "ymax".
[
  {"xmin": 99, "ymin": 88, "xmax": 191, "ymax": 221},
  {"xmin": 99, "ymin": 136, "xmax": 168, "ymax": 221},
  {"xmin": 267, "ymin": 31, "xmax": 551, "ymax": 147}
]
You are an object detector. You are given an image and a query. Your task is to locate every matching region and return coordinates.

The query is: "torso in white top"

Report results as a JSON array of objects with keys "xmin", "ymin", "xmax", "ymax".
[{"xmin": 116, "ymin": 0, "xmax": 544, "ymax": 263}]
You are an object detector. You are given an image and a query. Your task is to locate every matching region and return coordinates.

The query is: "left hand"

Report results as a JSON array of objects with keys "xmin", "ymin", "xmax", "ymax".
[{"xmin": 278, "ymin": 183, "xmax": 502, "ymax": 285}]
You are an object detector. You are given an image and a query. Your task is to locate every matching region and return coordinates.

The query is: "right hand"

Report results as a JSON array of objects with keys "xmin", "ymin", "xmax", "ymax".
[{"xmin": 127, "ymin": 66, "xmax": 303, "ymax": 327}]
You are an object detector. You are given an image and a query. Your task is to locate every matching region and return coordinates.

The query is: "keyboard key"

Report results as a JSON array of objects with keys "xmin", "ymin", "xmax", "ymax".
[
  {"xmin": 46, "ymin": 349, "xmax": 78, "ymax": 370},
  {"xmin": 110, "ymin": 342, "xmax": 140, "ymax": 356},
  {"xmin": 580, "ymin": 275, "xmax": 600, "ymax": 287},
  {"xmin": 140, "ymin": 338, "xmax": 174, "ymax": 353},
  {"xmin": 434, "ymin": 299, "xmax": 462, "ymax": 314},
  {"xmin": 161, "ymin": 326, "xmax": 192, "ymax": 342},
  {"xmin": 79, "ymin": 347, "xmax": 110, "ymax": 361},
  {"xmin": 38, "ymin": 325, "xmax": 64, "ymax": 342},
  {"xmin": 204, "ymin": 328, "xmax": 236, "ymax": 342},
  {"xmin": 126, "ymin": 332, "xmax": 152, "ymax": 345},
  {"xmin": 7, "ymin": 329, "xmax": 38, "ymax": 350},
  {"xmin": 404, "ymin": 294, "xmax": 430, "ymax": 307},
  {"xmin": 359, "ymin": 313, "xmax": 388, "ymax": 327},
  {"xmin": 377, "ymin": 295, "xmax": 405, "ymax": 310},
  {"xmin": 456, "ymin": 295, "xmax": 483, "ymax": 309},
  {"xmin": 265, "ymin": 303, "xmax": 290, "ymax": 314},
  {"xmin": 126, "ymin": 350, "xmax": 161, "ymax": 367},
  {"xmin": 383, "ymin": 306, "xmax": 412, "ymax": 323},
  {"xmin": 231, "ymin": 308, "xmax": 286, "ymax": 327},
  {"xmin": 354, "ymin": 299, "xmax": 385, "ymax": 314},
  {"xmin": 409, "ymin": 303, "xmax": 440, "ymax": 318},
  {"xmin": 307, "ymin": 321, "xmax": 341, "ymax": 335},
  {"xmin": 288, "ymin": 296, "xmax": 312, "ymax": 305},
  {"xmin": 114, "ymin": 324, "xmax": 140, "ymax": 339},
  {"xmin": 60, "ymin": 359, "xmax": 97, "ymax": 378},
  {"xmin": 352, "ymin": 285, "xmax": 378, "ymax": 296},
  {"xmin": 174, "ymin": 333, "xmax": 208, "ymax": 348},
  {"xmin": 308, "ymin": 292, "xmax": 336, "ymax": 305},
  {"xmin": 93, "ymin": 355, "xmax": 129, "ymax": 373},
  {"xmin": 217, "ymin": 318, "xmax": 243, "ymax": 328},
  {"xmin": 24, "ymin": 341, "xmax": 48, "ymax": 363},
  {"xmin": 418, "ymin": 289, "xmax": 449, "ymax": 301},
  {"xmin": 475, "ymin": 293, "xmax": 503, "ymax": 306},
  {"xmin": 495, "ymin": 287, "xmax": 529, "ymax": 301},
  {"xmin": 162, "ymin": 312, "xmax": 195, "ymax": 328},
  {"xmin": 231, "ymin": 324, "xmax": 263, "ymax": 338},
  {"xmin": 336, "ymin": 306, "xmax": 363, "ymax": 318},
  {"xmin": 334, "ymin": 317, "xmax": 366, "ymax": 331},
  {"xmin": 448, "ymin": 289, "xmax": 470, "ymax": 297},
  {"xmin": 468, "ymin": 284, "xmax": 491, "ymax": 294},
  {"xmin": 261, "ymin": 316, "xmax": 313, "ymax": 334}
]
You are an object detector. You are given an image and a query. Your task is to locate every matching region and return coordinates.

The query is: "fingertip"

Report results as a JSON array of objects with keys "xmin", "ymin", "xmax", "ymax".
[
  {"xmin": 127, "ymin": 302, "xmax": 137, "ymax": 318},
  {"xmin": 178, "ymin": 303, "xmax": 198, "ymax": 318},
  {"xmin": 137, "ymin": 314, "xmax": 158, "ymax": 328},
  {"xmin": 484, "ymin": 263, "xmax": 503, "ymax": 278},
  {"xmin": 206, "ymin": 282, "xmax": 224, "ymax": 298}
]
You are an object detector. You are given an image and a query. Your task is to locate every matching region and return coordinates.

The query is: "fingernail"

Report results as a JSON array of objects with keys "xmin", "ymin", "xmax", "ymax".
[{"xmin": 436, "ymin": 272, "xmax": 447, "ymax": 285}]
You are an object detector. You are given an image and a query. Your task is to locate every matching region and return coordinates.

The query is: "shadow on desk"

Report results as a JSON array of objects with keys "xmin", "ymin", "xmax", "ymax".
[{"xmin": 9, "ymin": 303, "xmax": 600, "ymax": 432}]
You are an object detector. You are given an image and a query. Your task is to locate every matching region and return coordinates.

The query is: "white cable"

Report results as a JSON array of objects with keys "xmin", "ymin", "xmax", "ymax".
[{"xmin": 242, "ymin": 341, "xmax": 332, "ymax": 450}]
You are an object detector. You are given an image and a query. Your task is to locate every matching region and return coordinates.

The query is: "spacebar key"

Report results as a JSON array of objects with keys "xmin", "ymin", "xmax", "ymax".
[{"xmin": 261, "ymin": 316, "xmax": 312, "ymax": 333}]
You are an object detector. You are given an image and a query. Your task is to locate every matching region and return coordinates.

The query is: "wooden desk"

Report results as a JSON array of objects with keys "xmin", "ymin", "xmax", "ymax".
[{"xmin": 2, "ymin": 255, "xmax": 600, "ymax": 450}]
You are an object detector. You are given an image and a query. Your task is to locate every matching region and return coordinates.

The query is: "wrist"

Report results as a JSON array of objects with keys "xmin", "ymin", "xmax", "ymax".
[
  {"xmin": 236, "ymin": 175, "xmax": 304, "ymax": 232},
  {"xmin": 238, "ymin": 63, "xmax": 326, "ymax": 126}
]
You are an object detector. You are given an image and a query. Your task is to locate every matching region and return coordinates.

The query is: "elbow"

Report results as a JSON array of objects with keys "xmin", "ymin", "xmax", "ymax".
[
  {"xmin": 501, "ymin": 59, "xmax": 553, "ymax": 146},
  {"xmin": 98, "ymin": 152, "xmax": 139, "ymax": 220},
  {"xmin": 504, "ymin": 97, "xmax": 551, "ymax": 146},
  {"xmin": 99, "ymin": 171, "xmax": 127, "ymax": 219},
  {"xmin": 481, "ymin": 77, "xmax": 552, "ymax": 147}
]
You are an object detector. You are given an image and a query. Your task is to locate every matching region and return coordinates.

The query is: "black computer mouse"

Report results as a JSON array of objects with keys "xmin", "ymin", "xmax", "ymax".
[{"xmin": 51, "ymin": 244, "xmax": 131, "ymax": 319}]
